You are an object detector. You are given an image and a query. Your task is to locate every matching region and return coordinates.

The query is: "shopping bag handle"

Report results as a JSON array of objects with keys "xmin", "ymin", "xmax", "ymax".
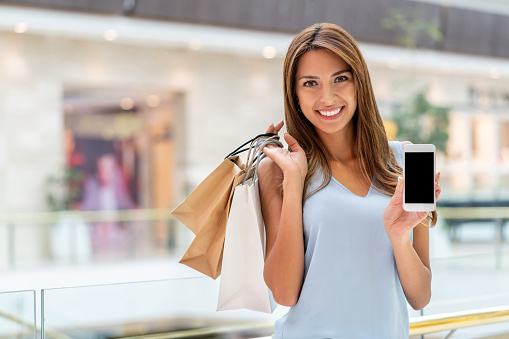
[
  {"xmin": 224, "ymin": 133, "xmax": 278, "ymax": 160},
  {"xmin": 242, "ymin": 135, "xmax": 283, "ymax": 184}
]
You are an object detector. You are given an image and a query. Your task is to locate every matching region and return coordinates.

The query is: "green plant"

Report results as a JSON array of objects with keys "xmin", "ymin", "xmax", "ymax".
[
  {"xmin": 383, "ymin": 8, "xmax": 443, "ymax": 48},
  {"xmin": 392, "ymin": 91, "xmax": 450, "ymax": 152},
  {"xmin": 46, "ymin": 167, "xmax": 84, "ymax": 211}
]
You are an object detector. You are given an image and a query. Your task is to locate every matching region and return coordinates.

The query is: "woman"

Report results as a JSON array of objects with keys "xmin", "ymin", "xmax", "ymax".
[{"xmin": 258, "ymin": 23, "xmax": 441, "ymax": 338}]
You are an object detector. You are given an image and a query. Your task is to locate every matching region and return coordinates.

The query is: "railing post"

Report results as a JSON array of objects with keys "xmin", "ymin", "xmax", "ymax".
[
  {"xmin": 32, "ymin": 290, "xmax": 37, "ymax": 339},
  {"xmin": 41, "ymin": 289, "xmax": 45, "ymax": 339},
  {"xmin": 495, "ymin": 218, "xmax": 503, "ymax": 270},
  {"xmin": 8, "ymin": 223, "xmax": 15, "ymax": 270}
]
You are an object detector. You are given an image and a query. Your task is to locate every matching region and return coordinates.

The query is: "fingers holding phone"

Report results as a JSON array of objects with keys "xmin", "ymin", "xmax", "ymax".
[{"xmin": 434, "ymin": 172, "xmax": 441, "ymax": 202}]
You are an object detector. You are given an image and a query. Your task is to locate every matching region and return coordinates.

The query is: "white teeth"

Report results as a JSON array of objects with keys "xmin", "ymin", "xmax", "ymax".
[{"xmin": 318, "ymin": 107, "xmax": 342, "ymax": 116}]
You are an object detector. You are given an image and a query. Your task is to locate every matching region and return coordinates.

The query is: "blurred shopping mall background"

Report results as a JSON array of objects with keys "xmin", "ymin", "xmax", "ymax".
[{"xmin": 0, "ymin": 0, "xmax": 509, "ymax": 338}]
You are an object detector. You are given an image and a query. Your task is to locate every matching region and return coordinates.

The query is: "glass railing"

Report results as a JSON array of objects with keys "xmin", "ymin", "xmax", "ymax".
[
  {"xmin": 0, "ymin": 209, "xmax": 192, "ymax": 270},
  {"xmin": 41, "ymin": 277, "xmax": 286, "ymax": 339},
  {"xmin": 0, "ymin": 289, "xmax": 36, "ymax": 339},
  {"xmin": 414, "ymin": 252, "xmax": 509, "ymax": 338},
  {"xmin": 428, "ymin": 252, "xmax": 509, "ymax": 314},
  {"xmin": 39, "ymin": 253, "xmax": 509, "ymax": 338}
]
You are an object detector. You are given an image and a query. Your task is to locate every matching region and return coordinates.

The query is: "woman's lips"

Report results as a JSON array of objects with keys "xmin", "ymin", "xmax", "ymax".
[{"xmin": 316, "ymin": 107, "xmax": 343, "ymax": 120}]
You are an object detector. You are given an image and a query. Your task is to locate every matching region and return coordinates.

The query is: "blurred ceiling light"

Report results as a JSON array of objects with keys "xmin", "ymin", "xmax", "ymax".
[
  {"xmin": 387, "ymin": 57, "xmax": 400, "ymax": 69},
  {"xmin": 489, "ymin": 67, "xmax": 500, "ymax": 79},
  {"xmin": 189, "ymin": 38, "xmax": 202, "ymax": 50},
  {"xmin": 103, "ymin": 29, "xmax": 118, "ymax": 41},
  {"xmin": 120, "ymin": 97, "xmax": 134, "ymax": 110},
  {"xmin": 146, "ymin": 94, "xmax": 160, "ymax": 108},
  {"xmin": 262, "ymin": 46, "xmax": 277, "ymax": 59},
  {"xmin": 15, "ymin": 22, "xmax": 28, "ymax": 34}
]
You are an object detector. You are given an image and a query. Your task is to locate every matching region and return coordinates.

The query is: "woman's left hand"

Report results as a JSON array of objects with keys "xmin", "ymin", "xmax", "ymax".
[{"xmin": 383, "ymin": 172, "xmax": 441, "ymax": 242}]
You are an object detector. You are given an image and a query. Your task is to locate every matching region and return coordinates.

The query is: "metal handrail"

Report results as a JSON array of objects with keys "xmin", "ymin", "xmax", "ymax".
[
  {"xmin": 437, "ymin": 207, "xmax": 509, "ymax": 219},
  {"xmin": 120, "ymin": 321, "xmax": 274, "ymax": 339},
  {"xmin": 112, "ymin": 306, "xmax": 509, "ymax": 338},
  {"xmin": 409, "ymin": 305, "xmax": 509, "ymax": 335},
  {"xmin": 0, "ymin": 208, "xmax": 174, "ymax": 224},
  {"xmin": 0, "ymin": 206, "xmax": 506, "ymax": 225}
]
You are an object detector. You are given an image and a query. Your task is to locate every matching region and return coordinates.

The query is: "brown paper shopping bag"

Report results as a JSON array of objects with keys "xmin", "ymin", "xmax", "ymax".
[
  {"xmin": 171, "ymin": 133, "xmax": 278, "ymax": 279},
  {"xmin": 172, "ymin": 156, "xmax": 245, "ymax": 279}
]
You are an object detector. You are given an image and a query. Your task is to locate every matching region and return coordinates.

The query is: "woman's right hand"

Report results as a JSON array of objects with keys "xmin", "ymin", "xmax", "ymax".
[{"xmin": 262, "ymin": 125, "xmax": 308, "ymax": 184}]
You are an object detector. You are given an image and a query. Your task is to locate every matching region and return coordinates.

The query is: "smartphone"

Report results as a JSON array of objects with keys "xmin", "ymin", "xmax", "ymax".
[{"xmin": 403, "ymin": 144, "xmax": 436, "ymax": 212}]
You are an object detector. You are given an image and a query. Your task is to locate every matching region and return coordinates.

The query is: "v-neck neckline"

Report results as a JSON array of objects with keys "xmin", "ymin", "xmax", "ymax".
[{"xmin": 330, "ymin": 175, "xmax": 373, "ymax": 198}]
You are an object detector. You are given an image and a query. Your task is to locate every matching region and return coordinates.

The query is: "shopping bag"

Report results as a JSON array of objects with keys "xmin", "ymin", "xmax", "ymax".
[
  {"xmin": 217, "ymin": 177, "xmax": 277, "ymax": 313},
  {"xmin": 172, "ymin": 156, "xmax": 244, "ymax": 235},
  {"xmin": 172, "ymin": 156, "xmax": 244, "ymax": 279},
  {"xmin": 217, "ymin": 137, "xmax": 279, "ymax": 313},
  {"xmin": 172, "ymin": 133, "xmax": 279, "ymax": 280}
]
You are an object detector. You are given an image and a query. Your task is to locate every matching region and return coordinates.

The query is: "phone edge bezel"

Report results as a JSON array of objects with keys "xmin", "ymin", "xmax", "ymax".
[{"xmin": 402, "ymin": 143, "xmax": 436, "ymax": 212}]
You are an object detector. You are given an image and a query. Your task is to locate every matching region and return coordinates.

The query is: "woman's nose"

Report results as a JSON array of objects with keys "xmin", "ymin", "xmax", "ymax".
[{"xmin": 320, "ymin": 84, "xmax": 336, "ymax": 105}]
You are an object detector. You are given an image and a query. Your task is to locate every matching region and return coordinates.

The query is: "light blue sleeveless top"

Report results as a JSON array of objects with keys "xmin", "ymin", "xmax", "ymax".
[{"xmin": 273, "ymin": 141, "xmax": 408, "ymax": 339}]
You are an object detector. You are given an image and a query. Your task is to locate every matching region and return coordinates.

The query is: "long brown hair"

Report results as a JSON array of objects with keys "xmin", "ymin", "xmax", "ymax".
[{"xmin": 283, "ymin": 23, "xmax": 437, "ymax": 227}]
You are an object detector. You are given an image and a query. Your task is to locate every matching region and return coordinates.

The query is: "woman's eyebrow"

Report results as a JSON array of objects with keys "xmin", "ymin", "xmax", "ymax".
[
  {"xmin": 298, "ymin": 69, "xmax": 351, "ymax": 81},
  {"xmin": 330, "ymin": 69, "xmax": 351, "ymax": 77},
  {"xmin": 298, "ymin": 75, "xmax": 319, "ymax": 80}
]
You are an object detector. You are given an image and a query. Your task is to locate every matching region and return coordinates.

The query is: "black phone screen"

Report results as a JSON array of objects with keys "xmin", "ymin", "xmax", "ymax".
[{"xmin": 405, "ymin": 152, "xmax": 434, "ymax": 204}]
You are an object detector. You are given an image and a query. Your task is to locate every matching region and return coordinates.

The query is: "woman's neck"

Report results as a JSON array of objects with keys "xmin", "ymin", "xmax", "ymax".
[{"xmin": 317, "ymin": 125, "xmax": 356, "ymax": 165}]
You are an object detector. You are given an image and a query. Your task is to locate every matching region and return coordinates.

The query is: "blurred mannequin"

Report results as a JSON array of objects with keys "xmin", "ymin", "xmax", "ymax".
[{"xmin": 81, "ymin": 153, "xmax": 135, "ymax": 259}]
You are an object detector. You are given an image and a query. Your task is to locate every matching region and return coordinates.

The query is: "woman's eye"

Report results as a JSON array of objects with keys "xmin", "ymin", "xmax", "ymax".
[
  {"xmin": 303, "ymin": 80, "xmax": 317, "ymax": 87},
  {"xmin": 335, "ymin": 75, "xmax": 348, "ymax": 83}
]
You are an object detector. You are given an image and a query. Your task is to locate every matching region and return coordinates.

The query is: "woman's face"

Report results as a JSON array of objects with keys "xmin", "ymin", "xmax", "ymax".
[{"xmin": 295, "ymin": 49, "xmax": 357, "ymax": 138}]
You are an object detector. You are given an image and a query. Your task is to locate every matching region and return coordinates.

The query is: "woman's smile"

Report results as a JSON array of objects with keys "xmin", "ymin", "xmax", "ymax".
[{"xmin": 317, "ymin": 106, "xmax": 344, "ymax": 119}]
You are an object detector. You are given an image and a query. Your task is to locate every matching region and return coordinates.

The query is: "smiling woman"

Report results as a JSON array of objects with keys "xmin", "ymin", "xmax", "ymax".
[{"xmin": 258, "ymin": 23, "xmax": 440, "ymax": 338}]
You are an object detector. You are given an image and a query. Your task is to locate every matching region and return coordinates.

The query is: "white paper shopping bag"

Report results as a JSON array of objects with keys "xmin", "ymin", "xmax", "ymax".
[{"xmin": 217, "ymin": 177, "xmax": 277, "ymax": 313}]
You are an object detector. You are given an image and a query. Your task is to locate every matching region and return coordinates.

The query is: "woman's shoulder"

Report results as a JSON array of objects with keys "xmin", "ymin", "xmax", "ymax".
[
  {"xmin": 388, "ymin": 140, "xmax": 412, "ymax": 151},
  {"xmin": 388, "ymin": 139, "xmax": 410, "ymax": 148},
  {"xmin": 388, "ymin": 140, "xmax": 412, "ymax": 167}
]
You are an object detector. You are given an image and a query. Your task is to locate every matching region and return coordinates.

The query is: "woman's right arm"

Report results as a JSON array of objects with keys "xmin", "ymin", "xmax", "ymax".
[{"xmin": 258, "ymin": 132, "xmax": 308, "ymax": 307}]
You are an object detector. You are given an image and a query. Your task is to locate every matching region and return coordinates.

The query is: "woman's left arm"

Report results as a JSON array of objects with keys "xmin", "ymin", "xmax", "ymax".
[
  {"xmin": 383, "ymin": 173, "xmax": 441, "ymax": 311},
  {"xmin": 390, "ymin": 219, "xmax": 431, "ymax": 310}
]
